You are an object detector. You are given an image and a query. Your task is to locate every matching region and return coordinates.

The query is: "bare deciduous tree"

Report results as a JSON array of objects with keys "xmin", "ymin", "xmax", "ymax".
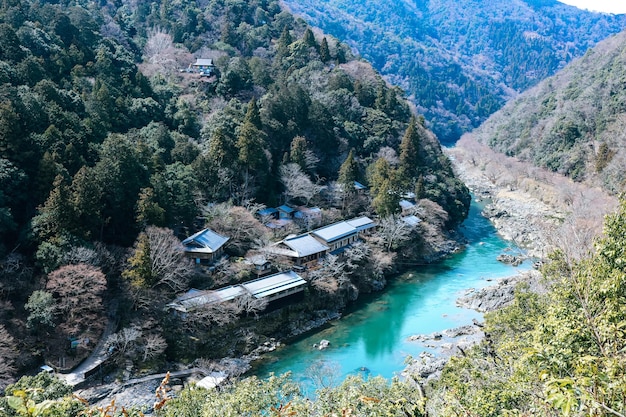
[
  {"xmin": 377, "ymin": 146, "xmax": 399, "ymax": 166},
  {"xmin": 124, "ymin": 227, "xmax": 194, "ymax": 293},
  {"xmin": 141, "ymin": 333, "xmax": 168, "ymax": 362},
  {"xmin": 308, "ymin": 254, "xmax": 346, "ymax": 293},
  {"xmin": 203, "ymin": 203, "xmax": 269, "ymax": 256},
  {"xmin": 0, "ymin": 324, "xmax": 17, "ymax": 390},
  {"xmin": 377, "ymin": 214, "xmax": 415, "ymax": 252},
  {"xmin": 279, "ymin": 163, "xmax": 325, "ymax": 205},
  {"xmin": 106, "ymin": 327, "xmax": 142, "ymax": 360},
  {"xmin": 145, "ymin": 226, "xmax": 195, "ymax": 292},
  {"xmin": 143, "ymin": 28, "xmax": 192, "ymax": 75},
  {"xmin": 184, "ymin": 301, "xmax": 239, "ymax": 328},
  {"xmin": 46, "ymin": 263, "xmax": 107, "ymax": 336},
  {"xmin": 233, "ymin": 290, "xmax": 268, "ymax": 317}
]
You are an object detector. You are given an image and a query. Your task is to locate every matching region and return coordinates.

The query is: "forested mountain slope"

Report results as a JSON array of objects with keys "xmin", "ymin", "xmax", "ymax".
[
  {"xmin": 468, "ymin": 30, "xmax": 626, "ymax": 194},
  {"xmin": 0, "ymin": 0, "xmax": 469, "ymax": 387},
  {"xmin": 283, "ymin": 0, "xmax": 626, "ymax": 144}
]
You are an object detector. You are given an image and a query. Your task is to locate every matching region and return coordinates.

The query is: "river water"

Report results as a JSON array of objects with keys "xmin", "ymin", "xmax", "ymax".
[{"xmin": 253, "ymin": 199, "xmax": 531, "ymax": 388}]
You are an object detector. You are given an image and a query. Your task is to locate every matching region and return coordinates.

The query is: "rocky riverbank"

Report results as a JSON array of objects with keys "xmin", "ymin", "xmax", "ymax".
[
  {"xmin": 403, "ymin": 324, "xmax": 484, "ymax": 382},
  {"xmin": 400, "ymin": 148, "xmax": 563, "ymax": 383},
  {"xmin": 456, "ymin": 270, "xmax": 544, "ymax": 312},
  {"xmin": 447, "ymin": 149, "xmax": 566, "ymax": 259},
  {"xmin": 402, "ymin": 269, "xmax": 545, "ymax": 382}
]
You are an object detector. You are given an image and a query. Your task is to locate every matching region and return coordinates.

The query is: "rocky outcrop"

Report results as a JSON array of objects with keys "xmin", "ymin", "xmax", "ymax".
[
  {"xmin": 404, "ymin": 324, "xmax": 484, "ymax": 381},
  {"xmin": 456, "ymin": 270, "xmax": 544, "ymax": 312},
  {"xmin": 481, "ymin": 194, "xmax": 561, "ymax": 258},
  {"xmin": 496, "ymin": 253, "xmax": 523, "ymax": 266}
]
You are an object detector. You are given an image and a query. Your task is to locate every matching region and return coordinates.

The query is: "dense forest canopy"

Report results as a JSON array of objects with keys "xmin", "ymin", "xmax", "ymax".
[
  {"xmin": 0, "ymin": 0, "xmax": 470, "ymax": 389},
  {"xmin": 282, "ymin": 0, "xmax": 626, "ymax": 144},
  {"xmin": 468, "ymin": 30, "xmax": 626, "ymax": 195},
  {"xmin": 0, "ymin": 0, "xmax": 469, "ymax": 257}
]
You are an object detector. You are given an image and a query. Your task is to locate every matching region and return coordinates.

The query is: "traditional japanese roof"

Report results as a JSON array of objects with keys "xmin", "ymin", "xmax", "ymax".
[
  {"xmin": 257, "ymin": 207, "xmax": 279, "ymax": 217},
  {"xmin": 241, "ymin": 270, "xmax": 306, "ymax": 299},
  {"xmin": 281, "ymin": 234, "xmax": 329, "ymax": 257},
  {"xmin": 345, "ymin": 216, "xmax": 376, "ymax": 232},
  {"xmin": 196, "ymin": 372, "xmax": 227, "ymax": 390},
  {"xmin": 182, "ymin": 229, "xmax": 229, "ymax": 254},
  {"xmin": 294, "ymin": 206, "xmax": 322, "ymax": 219},
  {"xmin": 277, "ymin": 205, "xmax": 296, "ymax": 214},
  {"xmin": 166, "ymin": 286, "xmax": 243, "ymax": 313},
  {"xmin": 311, "ymin": 221, "xmax": 358, "ymax": 244},
  {"xmin": 402, "ymin": 215, "xmax": 422, "ymax": 226},
  {"xmin": 399, "ymin": 199, "xmax": 416, "ymax": 210},
  {"xmin": 354, "ymin": 181, "xmax": 367, "ymax": 190},
  {"xmin": 193, "ymin": 58, "xmax": 214, "ymax": 66}
]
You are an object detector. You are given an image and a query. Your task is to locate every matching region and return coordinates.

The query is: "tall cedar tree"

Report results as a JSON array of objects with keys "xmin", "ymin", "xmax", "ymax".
[
  {"xmin": 320, "ymin": 37, "xmax": 331, "ymax": 62},
  {"xmin": 303, "ymin": 28, "xmax": 318, "ymax": 50},
  {"xmin": 338, "ymin": 149, "xmax": 359, "ymax": 191},
  {"xmin": 369, "ymin": 157, "xmax": 400, "ymax": 216},
  {"xmin": 289, "ymin": 136, "xmax": 308, "ymax": 171},
  {"xmin": 245, "ymin": 97, "xmax": 262, "ymax": 129},
  {"xmin": 399, "ymin": 116, "xmax": 421, "ymax": 181}
]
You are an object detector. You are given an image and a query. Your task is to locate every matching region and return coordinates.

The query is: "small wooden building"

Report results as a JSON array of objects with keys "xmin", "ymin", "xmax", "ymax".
[
  {"xmin": 182, "ymin": 228, "xmax": 229, "ymax": 265},
  {"xmin": 191, "ymin": 58, "xmax": 214, "ymax": 76},
  {"xmin": 274, "ymin": 234, "xmax": 330, "ymax": 267},
  {"xmin": 311, "ymin": 221, "xmax": 359, "ymax": 252}
]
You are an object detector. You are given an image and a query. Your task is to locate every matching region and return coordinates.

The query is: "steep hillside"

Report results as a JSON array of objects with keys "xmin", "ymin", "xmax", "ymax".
[
  {"xmin": 468, "ymin": 30, "xmax": 626, "ymax": 194},
  {"xmin": 0, "ymin": 0, "xmax": 469, "ymax": 386},
  {"xmin": 283, "ymin": 0, "xmax": 626, "ymax": 143}
]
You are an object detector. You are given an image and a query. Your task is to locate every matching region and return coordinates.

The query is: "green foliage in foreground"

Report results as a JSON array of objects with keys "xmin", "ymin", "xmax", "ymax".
[
  {"xmin": 430, "ymin": 198, "xmax": 626, "ymax": 416},
  {"xmin": 159, "ymin": 374, "xmax": 426, "ymax": 417}
]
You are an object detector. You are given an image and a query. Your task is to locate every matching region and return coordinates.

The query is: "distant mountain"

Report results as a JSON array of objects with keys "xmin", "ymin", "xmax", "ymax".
[
  {"xmin": 283, "ymin": 0, "xmax": 626, "ymax": 144},
  {"xmin": 468, "ymin": 30, "xmax": 626, "ymax": 194}
]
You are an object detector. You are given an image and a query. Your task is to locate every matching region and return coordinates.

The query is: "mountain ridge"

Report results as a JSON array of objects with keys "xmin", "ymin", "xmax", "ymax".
[
  {"xmin": 282, "ymin": 0, "xmax": 626, "ymax": 143},
  {"xmin": 467, "ymin": 29, "xmax": 626, "ymax": 194}
]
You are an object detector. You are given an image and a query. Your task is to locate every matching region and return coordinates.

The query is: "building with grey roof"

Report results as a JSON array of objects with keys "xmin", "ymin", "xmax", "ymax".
[
  {"xmin": 311, "ymin": 221, "xmax": 359, "ymax": 251},
  {"xmin": 191, "ymin": 58, "xmax": 214, "ymax": 76},
  {"xmin": 166, "ymin": 286, "xmax": 243, "ymax": 313},
  {"xmin": 167, "ymin": 271, "xmax": 306, "ymax": 313},
  {"xmin": 402, "ymin": 215, "xmax": 422, "ymax": 227},
  {"xmin": 241, "ymin": 270, "xmax": 307, "ymax": 303},
  {"xmin": 345, "ymin": 216, "xmax": 376, "ymax": 234},
  {"xmin": 272, "ymin": 234, "xmax": 329, "ymax": 266},
  {"xmin": 182, "ymin": 228, "xmax": 229, "ymax": 264}
]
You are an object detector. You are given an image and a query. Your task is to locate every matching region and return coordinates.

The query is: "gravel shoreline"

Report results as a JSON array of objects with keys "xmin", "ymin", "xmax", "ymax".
[{"xmin": 449, "ymin": 150, "xmax": 565, "ymax": 259}]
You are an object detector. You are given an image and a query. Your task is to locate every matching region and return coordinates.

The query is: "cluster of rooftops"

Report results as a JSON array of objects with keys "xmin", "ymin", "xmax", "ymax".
[
  {"xmin": 172, "ymin": 216, "xmax": 377, "ymax": 313},
  {"xmin": 174, "ymin": 195, "xmax": 422, "ymax": 313}
]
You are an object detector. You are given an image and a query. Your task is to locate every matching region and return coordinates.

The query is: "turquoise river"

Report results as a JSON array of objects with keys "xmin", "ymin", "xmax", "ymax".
[{"xmin": 253, "ymin": 198, "xmax": 532, "ymax": 389}]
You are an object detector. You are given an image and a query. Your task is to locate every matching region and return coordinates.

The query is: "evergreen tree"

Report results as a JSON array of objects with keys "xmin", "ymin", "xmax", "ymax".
[
  {"xmin": 338, "ymin": 149, "xmax": 358, "ymax": 192},
  {"xmin": 244, "ymin": 97, "xmax": 262, "ymax": 129},
  {"xmin": 32, "ymin": 174, "xmax": 74, "ymax": 242},
  {"xmin": 368, "ymin": 157, "xmax": 400, "ymax": 216},
  {"xmin": 320, "ymin": 37, "xmax": 331, "ymax": 62},
  {"xmin": 69, "ymin": 166, "xmax": 102, "ymax": 240},
  {"xmin": 399, "ymin": 116, "xmax": 421, "ymax": 180},
  {"xmin": 372, "ymin": 178, "xmax": 400, "ymax": 217},
  {"xmin": 276, "ymin": 27, "xmax": 293, "ymax": 58},
  {"xmin": 123, "ymin": 231, "xmax": 153, "ymax": 288},
  {"xmin": 289, "ymin": 136, "xmax": 308, "ymax": 171},
  {"xmin": 302, "ymin": 28, "xmax": 318, "ymax": 50},
  {"xmin": 136, "ymin": 187, "xmax": 165, "ymax": 228},
  {"xmin": 208, "ymin": 128, "xmax": 236, "ymax": 167},
  {"xmin": 237, "ymin": 121, "xmax": 268, "ymax": 173}
]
